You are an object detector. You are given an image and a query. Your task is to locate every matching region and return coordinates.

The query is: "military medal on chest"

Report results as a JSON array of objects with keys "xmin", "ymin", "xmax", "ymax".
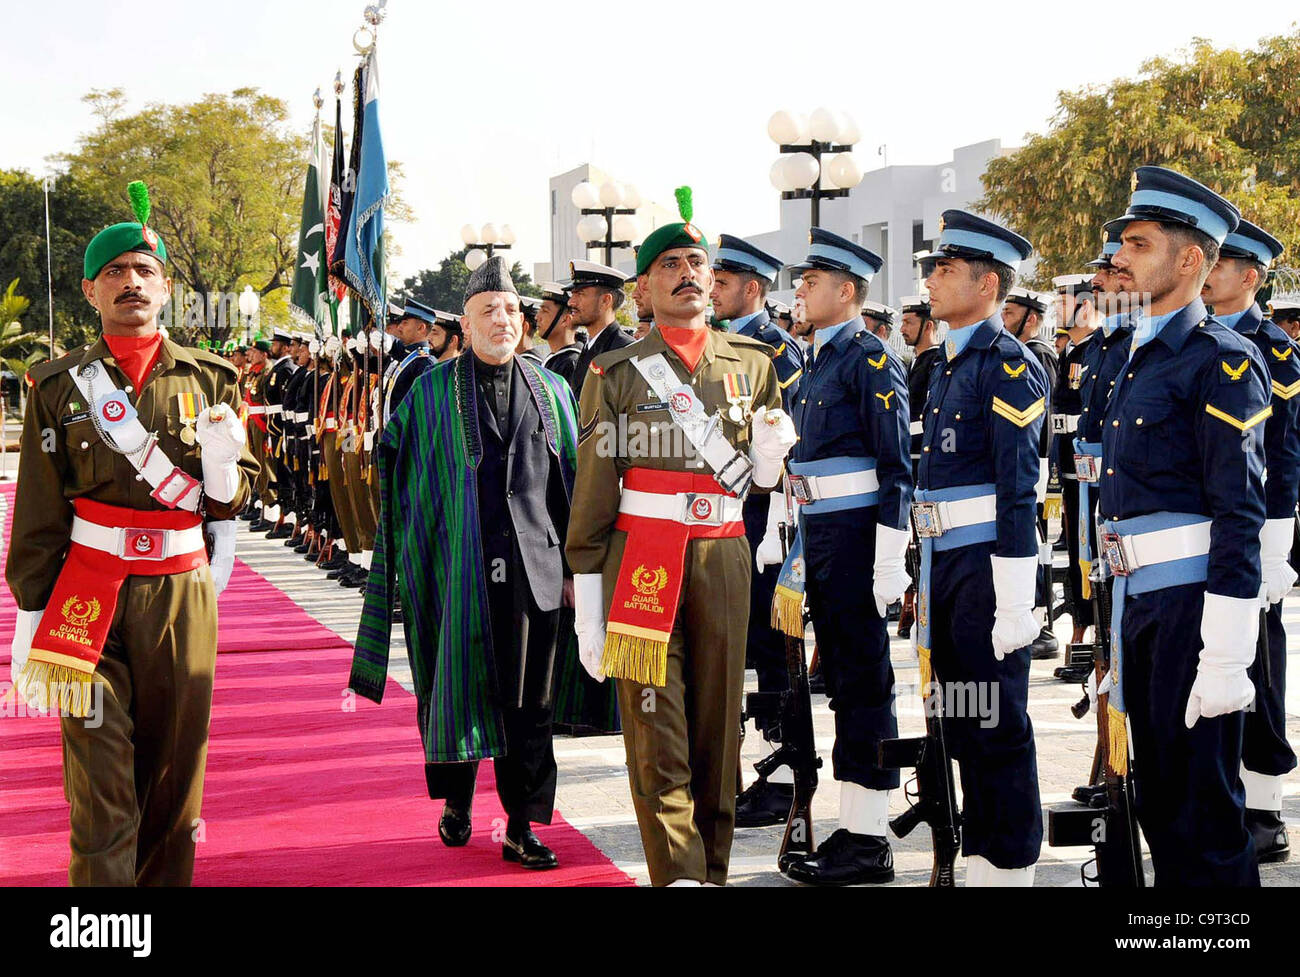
[
  {"xmin": 176, "ymin": 390, "xmax": 208, "ymax": 445},
  {"xmin": 722, "ymin": 371, "xmax": 754, "ymax": 424}
]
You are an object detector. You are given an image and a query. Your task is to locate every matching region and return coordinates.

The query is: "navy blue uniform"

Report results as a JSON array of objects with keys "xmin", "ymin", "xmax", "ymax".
[
  {"xmin": 789, "ymin": 319, "xmax": 911, "ymax": 789},
  {"xmin": 733, "ymin": 311, "xmax": 806, "ymax": 736},
  {"xmin": 907, "ymin": 346, "xmax": 944, "ymax": 475},
  {"xmin": 1231, "ymin": 304, "xmax": 1300, "ymax": 782},
  {"xmin": 916, "ymin": 315, "xmax": 1047, "ymax": 869},
  {"xmin": 1054, "ymin": 333, "xmax": 1096, "ymax": 626},
  {"xmin": 1099, "ymin": 299, "xmax": 1268, "ymax": 886}
]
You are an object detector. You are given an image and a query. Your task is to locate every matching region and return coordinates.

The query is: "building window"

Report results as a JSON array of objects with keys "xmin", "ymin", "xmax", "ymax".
[{"xmin": 551, "ymin": 189, "xmax": 557, "ymax": 217}]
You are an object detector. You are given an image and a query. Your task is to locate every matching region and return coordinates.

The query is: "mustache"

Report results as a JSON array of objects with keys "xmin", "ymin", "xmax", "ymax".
[
  {"xmin": 115, "ymin": 292, "xmax": 148, "ymax": 304},
  {"xmin": 672, "ymin": 281, "xmax": 703, "ymax": 295}
]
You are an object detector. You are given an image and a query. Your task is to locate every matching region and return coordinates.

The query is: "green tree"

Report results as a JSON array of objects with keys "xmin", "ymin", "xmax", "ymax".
[
  {"xmin": 979, "ymin": 31, "xmax": 1300, "ymax": 287},
  {"xmin": 397, "ymin": 247, "xmax": 540, "ymax": 313},
  {"xmin": 0, "ymin": 170, "xmax": 118, "ymax": 350},
  {"xmin": 0, "ymin": 279, "xmax": 60, "ymax": 407}
]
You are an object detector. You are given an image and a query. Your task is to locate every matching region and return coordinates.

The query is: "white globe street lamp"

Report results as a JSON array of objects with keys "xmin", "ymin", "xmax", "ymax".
[
  {"xmin": 575, "ymin": 177, "xmax": 641, "ymax": 265},
  {"xmin": 766, "ymin": 106, "xmax": 862, "ymax": 228},
  {"xmin": 464, "ymin": 248, "xmax": 487, "ymax": 272}
]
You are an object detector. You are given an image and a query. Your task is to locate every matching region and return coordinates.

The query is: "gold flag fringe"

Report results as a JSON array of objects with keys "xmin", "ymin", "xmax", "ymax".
[
  {"xmin": 1079, "ymin": 559, "xmax": 1093, "ymax": 600},
  {"xmin": 601, "ymin": 632, "xmax": 668, "ymax": 688},
  {"xmin": 771, "ymin": 584, "xmax": 805, "ymax": 639},
  {"xmin": 917, "ymin": 645, "xmax": 933, "ymax": 698},
  {"xmin": 1107, "ymin": 703, "xmax": 1129, "ymax": 777}
]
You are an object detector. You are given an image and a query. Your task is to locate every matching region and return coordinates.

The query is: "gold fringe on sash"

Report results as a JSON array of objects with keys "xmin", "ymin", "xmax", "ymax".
[
  {"xmin": 1107, "ymin": 703, "xmax": 1129, "ymax": 777},
  {"xmin": 771, "ymin": 584, "xmax": 805, "ymax": 639},
  {"xmin": 1079, "ymin": 559, "xmax": 1093, "ymax": 601},
  {"xmin": 14, "ymin": 661, "xmax": 96, "ymax": 719},
  {"xmin": 601, "ymin": 631, "xmax": 669, "ymax": 688},
  {"xmin": 917, "ymin": 645, "xmax": 934, "ymax": 697}
]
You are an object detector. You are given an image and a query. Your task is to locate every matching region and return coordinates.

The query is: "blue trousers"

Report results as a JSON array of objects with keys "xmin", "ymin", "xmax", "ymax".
[
  {"xmin": 1121, "ymin": 584, "xmax": 1260, "ymax": 886},
  {"xmin": 803, "ymin": 510, "xmax": 899, "ymax": 791},
  {"xmin": 928, "ymin": 540, "xmax": 1043, "ymax": 868},
  {"xmin": 743, "ymin": 494, "xmax": 788, "ymax": 740},
  {"xmin": 1242, "ymin": 598, "xmax": 1296, "ymax": 780}
]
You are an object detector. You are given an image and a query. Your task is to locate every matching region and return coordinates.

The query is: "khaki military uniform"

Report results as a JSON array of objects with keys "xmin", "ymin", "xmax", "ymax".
[
  {"xmin": 566, "ymin": 326, "xmax": 780, "ymax": 886},
  {"xmin": 245, "ymin": 363, "xmax": 274, "ymax": 506},
  {"xmin": 6, "ymin": 335, "xmax": 259, "ymax": 886}
]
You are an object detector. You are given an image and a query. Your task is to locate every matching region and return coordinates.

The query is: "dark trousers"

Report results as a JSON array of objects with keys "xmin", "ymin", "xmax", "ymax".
[
  {"xmin": 1122, "ymin": 584, "xmax": 1259, "ymax": 886},
  {"xmin": 1242, "ymin": 598, "xmax": 1296, "ymax": 780},
  {"xmin": 929, "ymin": 541, "xmax": 1042, "ymax": 868},
  {"xmin": 743, "ymin": 495, "xmax": 788, "ymax": 740},
  {"xmin": 804, "ymin": 511, "xmax": 899, "ymax": 792},
  {"xmin": 1062, "ymin": 477, "xmax": 1093, "ymax": 627}
]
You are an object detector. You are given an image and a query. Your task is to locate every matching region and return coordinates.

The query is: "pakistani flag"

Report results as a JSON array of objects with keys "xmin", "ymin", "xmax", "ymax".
[
  {"xmin": 343, "ymin": 49, "xmax": 390, "ymax": 320},
  {"xmin": 289, "ymin": 108, "xmax": 330, "ymax": 333}
]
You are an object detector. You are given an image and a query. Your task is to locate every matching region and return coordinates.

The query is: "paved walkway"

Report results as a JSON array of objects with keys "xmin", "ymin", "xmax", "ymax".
[{"xmin": 234, "ymin": 517, "xmax": 1299, "ymax": 886}]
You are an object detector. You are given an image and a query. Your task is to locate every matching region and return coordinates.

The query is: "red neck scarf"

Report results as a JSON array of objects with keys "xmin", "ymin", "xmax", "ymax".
[
  {"xmin": 658, "ymin": 325, "xmax": 709, "ymax": 372},
  {"xmin": 105, "ymin": 331, "xmax": 164, "ymax": 391}
]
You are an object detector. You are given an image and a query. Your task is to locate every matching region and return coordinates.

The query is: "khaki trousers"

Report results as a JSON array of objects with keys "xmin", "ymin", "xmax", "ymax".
[
  {"xmin": 605, "ymin": 530, "xmax": 750, "ymax": 886},
  {"xmin": 323, "ymin": 433, "xmax": 360, "ymax": 553},
  {"xmin": 59, "ymin": 569, "xmax": 218, "ymax": 886}
]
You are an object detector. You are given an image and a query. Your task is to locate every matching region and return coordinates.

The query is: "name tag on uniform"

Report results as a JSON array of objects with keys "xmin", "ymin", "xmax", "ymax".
[{"xmin": 636, "ymin": 401, "xmax": 669, "ymax": 413}]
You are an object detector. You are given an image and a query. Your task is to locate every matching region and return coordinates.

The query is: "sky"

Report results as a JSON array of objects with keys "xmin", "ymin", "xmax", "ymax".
[{"xmin": 3, "ymin": 1, "xmax": 1298, "ymax": 284}]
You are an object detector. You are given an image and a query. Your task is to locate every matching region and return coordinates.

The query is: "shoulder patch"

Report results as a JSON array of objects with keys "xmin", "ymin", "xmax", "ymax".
[
  {"xmin": 1003, "ymin": 361, "xmax": 1028, "ymax": 379},
  {"xmin": 868, "ymin": 353, "xmax": 888, "ymax": 370},
  {"xmin": 589, "ymin": 363, "xmax": 604, "ymax": 376},
  {"xmin": 1271, "ymin": 345, "xmax": 1293, "ymax": 362},
  {"xmin": 1220, "ymin": 358, "xmax": 1250, "ymax": 383},
  {"xmin": 874, "ymin": 390, "xmax": 897, "ymax": 411}
]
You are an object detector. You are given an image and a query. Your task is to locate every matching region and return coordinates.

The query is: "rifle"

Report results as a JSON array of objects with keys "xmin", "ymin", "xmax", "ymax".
[
  {"xmin": 1046, "ymin": 569, "xmax": 1145, "ymax": 886},
  {"xmin": 743, "ymin": 480, "xmax": 822, "ymax": 873},
  {"xmin": 878, "ymin": 642, "xmax": 961, "ymax": 887}
]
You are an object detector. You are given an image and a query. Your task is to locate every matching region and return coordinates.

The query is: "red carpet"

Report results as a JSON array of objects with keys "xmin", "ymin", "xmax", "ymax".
[{"xmin": 0, "ymin": 483, "xmax": 632, "ymax": 886}]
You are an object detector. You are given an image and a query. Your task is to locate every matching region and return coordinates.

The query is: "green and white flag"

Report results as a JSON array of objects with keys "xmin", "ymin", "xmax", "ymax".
[{"xmin": 289, "ymin": 109, "xmax": 331, "ymax": 333}]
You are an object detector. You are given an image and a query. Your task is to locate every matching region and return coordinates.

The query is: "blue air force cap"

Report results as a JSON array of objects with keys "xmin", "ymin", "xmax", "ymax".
[
  {"xmin": 1086, "ymin": 227, "xmax": 1123, "ymax": 268},
  {"xmin": 917, "ymin": 210, "xmax": 1033, "ymax": 275},
  {"xmin": 1221, "ymin": 218, "xmax": 1284, "ymax": 267},
  {"xmin": 401, "ymin": 298, "xmax": 438, "ymax": 326},
  {"xmin": 788, "ymin": 227, "xmax": 883, "ymax": 283},
  {"xmin": 713, "ymin": 234, "xmax": 784, "ymax": 283},
  {"xmin": 1104, "ymin": 166, "xmax": 1240, "ymax": 245}
]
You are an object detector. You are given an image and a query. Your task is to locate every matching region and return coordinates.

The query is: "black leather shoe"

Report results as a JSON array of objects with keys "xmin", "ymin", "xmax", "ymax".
[
  {"xmin": 783, "ymin": 829, "xmax": 894, "ymax": 885},
  {"xmin": 239, "ymin": 507, "xmax": 258, "ymax": 521},
  {"xmin": 321, "ymin": 553, "xmax": 349, "ymax": 571},
  {"xmin": 503, "ymin": 829, "xmax": 558, "ymax": 870},
  {"xmin": 266, "ymin": 525, "xmax": 292, "ymax": 540},
  {"xmin": 327, "ymin": 562, "xmax": 358, "ymax": 581},
  {"xmin": 734, "ymin": 778, "xmax": 794, "ymax": 828},
  {"xmin": 438, "ymin": 802, "xmax": 473, "ymax": 847},
  {"xmin": 1030, "ymin": 627, "xmax": 1060, "ymax": 660},
  {"xmin": 286, "ymin": 532, "xmax": 305, "ymax": 548},
  {"xmin": 1246, "ymin": 809, "xmax": 1290, "ymax": 863},
  {"xmin": 339, "ymin": 569, "xmax": 367, "ymax": 589},
  {"xmin": 808, "ymin": 665, "xmax": 825, "ymax": 696},
  {"xmin": 249, "ymin": 518, "xmax": 271, "ymax": 532}
]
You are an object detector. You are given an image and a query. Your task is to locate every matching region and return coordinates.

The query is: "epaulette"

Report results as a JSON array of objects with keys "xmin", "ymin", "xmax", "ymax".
[
  {"xmin": 591, "ymin": 341, "xmax": 644, "ymax": 374},
  {"xmin": 720, "ymin": 331, "xmax": 776, "ymax": 359},
  {"xmin": 990, "ymin": 330, "xmax": 1031, "ymax": 361},
  {"xmin": 26, "ymin": 346, "xmax": 89, "ymax": 387},
  {"xmin": 1195, "ymin": 318, "xmax": 1259, "ymax": 356},
  {"xmin": 190, "ymin": 347, "xmax": 240, "ymax": 379}
]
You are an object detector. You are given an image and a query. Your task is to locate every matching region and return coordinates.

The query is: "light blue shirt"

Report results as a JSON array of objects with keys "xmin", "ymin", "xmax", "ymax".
[
  {"xmin": 1215, "ymin": 307, "xmax": 1250, "ymax": 331},
  {"xmin": 1129, "ymin": 305, "xmax": 1181, "ymax": 353},
  {"xmin": 1102, "ymin": 314, "xmax": 1124, "ymax": 338},
  {"xmin": 813, "ymin": 319, "xmax": 854, "ymax": 357},
  {"xmin": 943, "ymin": 321, "xmax": 981, "ymax": 361},
  {"xmin": 728, "ymin": 311, "xmax": 762, "ymax": 334}
]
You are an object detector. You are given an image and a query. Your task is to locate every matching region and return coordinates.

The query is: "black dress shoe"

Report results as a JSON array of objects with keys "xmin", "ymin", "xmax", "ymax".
[
  {"xmin": 339, "ymin": 569, "xmax": 367, "ymax": 589},
  {"xmin": 321, "ymin": 553, "xmax": 349, "ymax": 571},
  {"xmin": 286, "ymin": 532, "xmax": 305, "ymax": 548},
  {"xmin": 783, "ymin": 829, "xmax": 894, "ymax": 885},
  {"xmin": 503, "ymin": 829, "xmax": 559, "ymax": 870},
  {"xmin": 1030, "ymin": 626, "xmax": 1060, "ymax": 660},
  {"xmin": 734, "ymin": 778, "xmax": 794, "ymax": 828},
  {"xmin": 1246, "ymin": 809, "xmax": 1290, "ymax": 863},
  {"xmin": 327, "ymin": 562, "xmax": 358, "ymax": 581},
  {"xmin": 239, "ymin": 508, "xmax": 258, "ymax": 522},
  {"xmin": 438, "ymin": 803, "xmax": 473, "ymax": 847},
  {"xmin": 249, "ymin": 518, "xmax": 271, "ymax": 532},
  {"xmin": 808, "ymin": 665, "xmax": 826, "ymax": 696},
  {"xmin": 266, "ymin": 525, "xmax": 292, "ymax": 540}
]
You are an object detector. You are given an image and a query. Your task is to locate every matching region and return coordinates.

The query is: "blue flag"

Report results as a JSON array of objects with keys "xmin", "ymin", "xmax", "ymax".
[{"xmin": 344, "ymin": 49, "xmax": 390, "ymax": 319}]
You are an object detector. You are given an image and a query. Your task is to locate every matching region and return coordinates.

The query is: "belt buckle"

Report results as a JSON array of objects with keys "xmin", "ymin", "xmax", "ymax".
[
  {"xmin": 150, "ymin": 466, "xmax": 201, "ymax": 509},
  {"xmin": 788, "ymin": 474, "xmax": 814, "ymax": 505},
  {"xmin": 911, "ymin": 501, "xmax": 944, "ymax": 538},
  {"xmin": 714, "ymin": 453, "xmax": 754, "ymax": 497},
  {"xmin": 1100, "ymin": 531, "xmax": 1132, "ymax": 577},
  {"xmin": 1073, "ymin": 453, "xmax": 1100, "ymax": 482},
  {"xmin": 1051, "ymin": 414, "xmax": 1072, "ymax": 435},
  {"xmin": 118, "ymin": 527, "xmax": 170, "ymax": 561},
  {"xmin": 682, "ymin": 493, "xmax": 724, "ymax": 526}
]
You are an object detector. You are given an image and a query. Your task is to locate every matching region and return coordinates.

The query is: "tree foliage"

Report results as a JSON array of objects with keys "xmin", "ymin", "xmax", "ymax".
[
  {"xmin": 980, "ymin": 31, "xmax": 1300, "ymax": 287},
  {"xmin": 397, "ymin": 247, "xmax": 540, "ymax": 313}
]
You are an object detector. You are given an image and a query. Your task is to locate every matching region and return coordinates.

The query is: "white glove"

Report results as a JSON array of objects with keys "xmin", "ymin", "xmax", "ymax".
[
  {"xmin": 1259, "ymin": 518, "xmax": 1297, "ymax": 607},
  {"xmin": 573, "ymin": 573, "xmax": 608, "ymax": 682},
  {"xmin": 1085, "ymin": 667, "xmax": 1114, "ymax": 715},
  {"xmin": 324, "ymin": 336, "xmax": 343, "ymax": 360},
  {"xmin": 207, "ymin": 520, "xmax": 237, "ymax": 596},
  {"xmin": 1185, "ymin": 592, "xmax": 1258, "ymax": 728},
  {"xmin": 749, "ymin": 406, "xmax": 797, "ymax": 489},
  {"xmin": 873, "ymin": 524, "xmax": 911, "ymax": 617},
  {"xmin": 755, "ymin": 495, "xmax": 790, "ymax": 572},
  {"xmin": 196, "ymin": 403, "xmax": 246, "ymax": 504},
  {"xmin": 990, "ymin": 554, "xmax": 1040, "ymax": 661},
  {"xmin": 7, "ymin": 608, "xmax": 43, "ymax": 698}
]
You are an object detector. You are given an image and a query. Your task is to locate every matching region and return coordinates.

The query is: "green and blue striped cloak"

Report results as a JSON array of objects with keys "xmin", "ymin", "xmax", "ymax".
[{"xmin": 349, "ymin": 352, "xmax": 617, "ymax": 762}]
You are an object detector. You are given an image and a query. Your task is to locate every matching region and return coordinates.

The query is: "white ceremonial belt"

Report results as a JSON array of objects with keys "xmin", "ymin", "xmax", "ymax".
[
  {"xmin": 791, "ymin": 469, "xmax": 879, "ymax": 503},
  {"xmin": 909, "ymin": 420, "xmax": 924, "ymax": 436},
  {"xmin": 70, "ymin": 516, "xmax": 205, "ymax": 562},
  {"xmin": 1051, "ymin": 413, "xmax": 1080, "ymax": 435},
  {"xmin": 246, "ymin": 405, "xmax": 268, "ymax": 416},
  {"xmin": 1102, "ymin": 522, "xmax": 1211, "ymax": 576},
  {"xmin": 323, "ymin": 418, "xmax": 337, "ymax": 431},
  {"xmin": 619, "ymin": 488, "xmax": 744, "ymax": 526},
  {"xmin": 264, "ymin": 405, "xmax": 284, "ymax": 415},
  {"xmin": 292, "ymin": 411, "xmax": 310, "ymax": 423},
  {"xmin": 911, "ymin": 494, "xmax": 997, "ymax": 538}
]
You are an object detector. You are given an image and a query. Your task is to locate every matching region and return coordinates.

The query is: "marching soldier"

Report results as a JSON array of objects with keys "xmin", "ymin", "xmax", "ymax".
[
  {"xmin": 1002, "ymin": 287, "xmax": 1059, "ymax": 660},
  {"xmin": 383, "ymin": 300, "xmax": 438, "ymax": 424},
  {"xmin": 708, "ymin": 233, "xmax": 806, "ymax": 827},
  {"xmin": 565, "ymin": 193, "xmax": 796, "ymax": 886},
  {"xmin": 5, "ymin": 182, "xmax": 258, "ymax": 884},
  {"xmin": 1101, "ymin": 167, "xmax": 1267, "ymax": 885},
  {"xmin": 1202, "ymin": 218, "xmax": 1297, "ymax": 863},
  {"xmin": 915, "ymin": 210, "xmax": 1047, "ymax": 885},
  {"xmin": 263, "ymin": 328, "xmax": 299, "ymax": 539},
  {"xmin": 777, "ymin": 229, "xmax": 913, "ymax": 885},
  {"xmin": 569, "ymin": 259, "xmax": 634, "ymax": 400},
  {"xmin": 244, "ymin": 339, "xmax": 274, "ymax": 530},
  {"xmin": 860, "ymin": 301, "xmax": 896, "ymax": 344}
]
